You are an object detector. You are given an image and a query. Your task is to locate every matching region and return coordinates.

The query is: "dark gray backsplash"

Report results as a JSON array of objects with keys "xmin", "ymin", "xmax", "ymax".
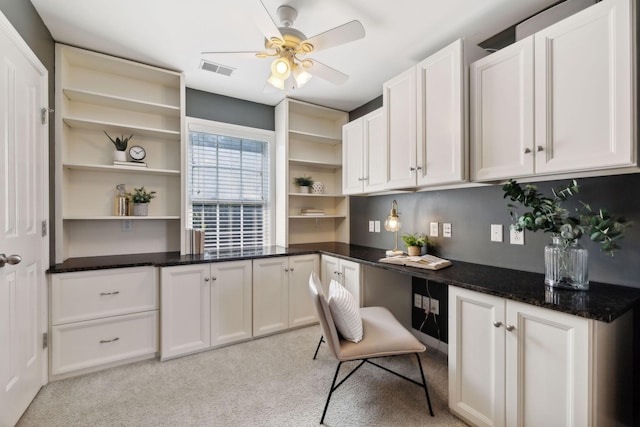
[{"xmin": 351, "ymin": 174, "xmax": 640, "ymax": 288}]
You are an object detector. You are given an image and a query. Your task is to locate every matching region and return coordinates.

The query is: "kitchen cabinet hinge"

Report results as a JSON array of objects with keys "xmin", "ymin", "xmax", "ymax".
[
  {"xmin": 42, "ymin": 332, "xmax": 48, "ymax": 349},
  {"xmin": 42, "ymin": 220, "xmax": 47, "ymax": 237}
]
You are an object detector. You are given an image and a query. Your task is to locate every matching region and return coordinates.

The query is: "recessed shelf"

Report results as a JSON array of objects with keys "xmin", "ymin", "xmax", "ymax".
[
  {"xmin": 63, "ymin": 163, "xmax": 180, "ymax": 176},
  {"xmin": 289, "ymin": 158, "xmax": 342, "ymax": 169},
  {"xmin": 288, "ymin": 129, "xmax": 341, "ymax": 145},
  {"xmin": 63, "ymin": 88, "xmax": 180, "ymax": 117},
  {"xmin": 63, "ymin": 116, "xmax": 180, "ymax": 140},
  {"xmin": 288, "ymin": 215, "xmax": 346, "ymax": 219},
  {"xmin": 288, "ymin": 193, "xmax": 345, "ymax": 197}
]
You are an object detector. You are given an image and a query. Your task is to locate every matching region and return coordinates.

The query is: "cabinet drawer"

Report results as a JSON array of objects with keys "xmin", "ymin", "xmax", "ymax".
[
  {"xmin": 51, "ymin": 267, "xmax": 158, "ymax": 325},
  {"xmin": 51, "ymin": 310, "xmax": 158, "ymax": 376}
]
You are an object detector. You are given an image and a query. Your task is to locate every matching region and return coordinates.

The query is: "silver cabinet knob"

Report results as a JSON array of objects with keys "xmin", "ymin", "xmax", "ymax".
[
  {"xmin": 493, "ymin": 321, "xmax": 502, "ymax": 328},
  {"xmin": 211, "ymin": 276, "xmax": 217, "ymax": 281},
  {"xmin": 506, "ymin": 325, "xmax": 516, "ymax": 331},
  {"xmin": 0, "ymin": 253, "xmax": 22, "ymax": 268},
  {"xmin": 537, "ymin": 145, "xmax": 544, "ymax": 152},
  {"xmin": 204, "ymin": 277, "xmax": 209, "ymax": 282},
  {"xmin": 416, "ymin": 166, "xmax": 423, "ymax": 170},
  {"xmin": 524, "ymin": 148, "xmax": 532, "ymax": 154}
]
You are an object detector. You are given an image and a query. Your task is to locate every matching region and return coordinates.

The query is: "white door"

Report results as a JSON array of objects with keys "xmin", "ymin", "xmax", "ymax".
[
  {"xmin": 252, "ymin": 257, "xmax": 288, "ymax": 337},
  {"xmin": 210, "ymin": 260, "xmax": 252, "ymax": 347},
  {"xmin": 342, "ymin": 119, "xmax": 364, "ymax": 195},
  {"xmin": 470, "ymin": 37, "xmax": 535, "ymax": 181},
  {"xmin": 339, "ymin": 259, "xmax": 361, "ymax": 307},
  {"xmin": 288, "ymin": 254, "xmax": 319, "ymax": 328},
  {"xmin": 363, "ymin": 108, "xmax": 387, "ymax": 193},
  {"xmin": 384, "ymin": 67, "xmax": 416, "ymax": 190},
  {"xmin": 0, "ymin": 12, "xmax": 49, "ymax": 427},
  {"xmin": 534, "ymin": 0, "xmax": 634, "ymax": 174}
]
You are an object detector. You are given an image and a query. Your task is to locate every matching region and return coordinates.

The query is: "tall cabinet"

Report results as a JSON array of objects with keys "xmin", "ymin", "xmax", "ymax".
[
  {"xmin": 54, "ymin": 44, "xmax": 184, "ymax": 262},
  {"xmin": 275, "ymin": 99, "xmax": 349, "ymax": 246}
]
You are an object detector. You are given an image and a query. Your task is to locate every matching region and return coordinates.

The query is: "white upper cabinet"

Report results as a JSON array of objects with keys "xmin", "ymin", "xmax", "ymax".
[
  {"xmin": 471, "ymin": 37, "xmax": 535, "ymax": 181},
  {"xmin": 384, "ymin": 39, "xmax": 486, "ymax": 190},
  {"xmin": 384, "ymin": 67, "xmax": 417, "ymax": 189},
  {"xmin": 471, "ymin": 0, "xmax": 636, "ymax": 182},
  {"xmin": 342, "ymin": 108, "xmax": 386, "ymax": 195},
  {"xmin": 416, "ymin": 39, "xmax": 485, "ymax": 186},
  {"xmin": 534, "ymin": 0, "xmax": 634, "ymax": 174}
]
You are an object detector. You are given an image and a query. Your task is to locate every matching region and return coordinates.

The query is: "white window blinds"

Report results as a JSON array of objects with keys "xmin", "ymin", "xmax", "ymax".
[{"xmin": 187, "ymin": 119, "xmax": 272, "ymax": 251}]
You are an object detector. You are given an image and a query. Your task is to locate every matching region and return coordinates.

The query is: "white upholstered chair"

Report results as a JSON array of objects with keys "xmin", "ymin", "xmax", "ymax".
[{"xmin": 308, "ymin": 272, "xmax": 434, "ymax": 424}]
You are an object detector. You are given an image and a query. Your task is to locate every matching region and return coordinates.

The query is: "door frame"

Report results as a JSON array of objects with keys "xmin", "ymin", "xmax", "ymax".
[{"xmin": 0, "ymin": 8, "xmax": 50, "ymax": 384}]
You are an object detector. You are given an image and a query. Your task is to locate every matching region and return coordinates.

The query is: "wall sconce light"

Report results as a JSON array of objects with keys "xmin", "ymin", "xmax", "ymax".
[{"xmin": 384, "ymin": 200, "xmax": 403, "ymax": 256}]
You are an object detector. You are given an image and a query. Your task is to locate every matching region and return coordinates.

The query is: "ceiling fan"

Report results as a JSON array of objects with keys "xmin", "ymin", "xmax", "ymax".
[{"xmin": 202, "ymin": 1, "xmax": 365, "ymax": 90}]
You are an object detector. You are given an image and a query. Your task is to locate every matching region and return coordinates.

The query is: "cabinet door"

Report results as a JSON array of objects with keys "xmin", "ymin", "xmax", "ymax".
[
  {"xmin": 320, "ymin": 254, "xmax": 340, "ymax": 294},
  {"xmin": 253, "ymin": 258, "xmax": 289, "ymax": 337},
  {"xmin": 448, "ymin": 287, "xmax": 506, "ymax": 427},
  {"xmin": 470, "ymin": 37, "xmax": 535, "ymax": 181},
  {"xmin": 505, "ymin": 301, "xmax": 590, "ymax": 427},
  {"xmin": 342, "ymin": 119, "xmax": 364, "ymax": 195},
  {"xmin": 210, "ymin": 260, "xmax": 252, "ymax": 347},
  {"xmin": 339, "ymin": 259, "xmax": 362, "ymax": 307},
  {"xmin": 288, "ymin": 254, "xmax": 320, "ymax": 327},
  {"xmin": 534, "ymin": 0, "xmax": 634, "ymax": 174},
  {"xmin": 363, "ymin": 108, "xmax": 387, "ymax": 193},
  {"xmin": 160, "ymin": 264, "xmax": 210, "ymax": 359},
  {"xmin": 416, "ymin": 39, "xmax": 465, "ymax": 186},
  {"xmin": 384, "ymin": 67, "xmax": 417, "ymax": 189}
]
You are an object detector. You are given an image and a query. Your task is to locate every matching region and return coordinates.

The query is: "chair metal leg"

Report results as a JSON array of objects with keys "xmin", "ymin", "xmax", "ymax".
[
  {"xmin": 321, "ymin": 361, "xmax": 343, "ymax": 425},
  {"xmin": 313, "ymin": 336, "xmax": 324, "ymax": 360},
  {"xmin": 415, "ymin": 353, "xmax": 434, "ymax": 416}
]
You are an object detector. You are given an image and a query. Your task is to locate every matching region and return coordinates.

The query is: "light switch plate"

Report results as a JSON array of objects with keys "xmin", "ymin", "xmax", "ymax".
[
  {"xmin": 491, "ymin": 224, "xmax": 503, "ymax": 242},
  {"xmin": 369, "ymin": 221, "xmax": 375, "ymax": 232},
  {"xmin": 374, "ymin": 220, "xmax": 381, "ymax": 233},
  {"xmin": 443, "ymin": 223, "xmax": 452, "ymax": 238},
  {"xmin": 430, "ymin": 222, "xmax": 439, "ymax": 237}
]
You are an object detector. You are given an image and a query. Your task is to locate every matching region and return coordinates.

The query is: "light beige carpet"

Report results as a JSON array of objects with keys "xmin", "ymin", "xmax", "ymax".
[{"xmin": 18, "ymin": 325, "xmax": 468, "ymax": 426}]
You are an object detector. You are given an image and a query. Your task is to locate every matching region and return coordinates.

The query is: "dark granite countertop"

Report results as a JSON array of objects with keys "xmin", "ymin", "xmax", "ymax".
[{"xmin": 48, "ymin": 242, "xmax": 640, "ymax": 323}]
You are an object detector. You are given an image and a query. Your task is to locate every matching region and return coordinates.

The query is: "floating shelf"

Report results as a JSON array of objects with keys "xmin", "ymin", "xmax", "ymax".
[
  {"xmin": 63, "ymin": 88, "xmax": 180, "ymax": 117},
  {"xmin": 289, "ymin": 158, "xmax": 342, "ymax": 170},
  {"xmin": 288, "ymin": 215, "xmax": 346, "ymax": 219},
  {"xmin": 63, "ymin": 163, "xmax": 180, "ymax": 176},
  {"xmin": 288, "ymin": 193, "xmax": 345, "ymax": 198},
  {"xmin": 63, "ymin": 116, "xmax": 180, "ymax": 140},
  {"xmin": 288, "ymin": 129, "xmax": 341, "ymax": 145},
  {"xmin": 63, "ymin": 216, "xmax": 180, "ymax": 220}
]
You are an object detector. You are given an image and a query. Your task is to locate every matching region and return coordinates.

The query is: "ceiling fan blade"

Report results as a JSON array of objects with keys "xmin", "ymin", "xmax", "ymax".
[
  {"xmin": 254, "ymin": 0, "xmax": 283, "ymax": 42},
  {"xmin": 306, "ymin": 60, "xmax": 349, "ymax": 85},
  {"xmin": 304, "ymin": 20, "xmax": 365, "ymax": 52}
]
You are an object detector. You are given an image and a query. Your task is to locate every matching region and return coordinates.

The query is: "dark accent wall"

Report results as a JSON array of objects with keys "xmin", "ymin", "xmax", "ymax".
[
  {"xmin": 349, "ymin": 96, "xmax": 383, "ymax": 121},
  {"xmin": 412, "ymin": 278, "xmax": 448, "ymax": 343},
  {"xmin": 0, "ymin": 1, "xmax": 56, "ymax": 260},
  {"xmin": 186, "ymin": 88, "xmax": 274, "ymax": 131}
]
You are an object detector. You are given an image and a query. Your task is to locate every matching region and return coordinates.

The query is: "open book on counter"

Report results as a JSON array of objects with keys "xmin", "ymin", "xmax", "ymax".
[{"xmin": 378, "ymin": 254, "xmax": 452, "ymax": 270}]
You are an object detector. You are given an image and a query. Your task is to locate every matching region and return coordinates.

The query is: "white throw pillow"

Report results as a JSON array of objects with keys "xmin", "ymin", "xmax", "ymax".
[{"xmin": 328, "ymin": 279, "xmax": 363, "ymax": 343}]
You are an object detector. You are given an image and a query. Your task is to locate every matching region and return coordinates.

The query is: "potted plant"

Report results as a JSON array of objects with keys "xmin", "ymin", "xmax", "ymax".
[
  {"xmin": 401, "ymin": 233, "xmax": 427, "ymax": 256},
  {"xmin": 293, "ymin": 175, "xmax": 314, "ymax": 193},
  {"xmin": 104, "ymin": 131, "xmax": 133, "ymax": 162},
  {"xmin": 128, "ymin": 186, "xmax": 156, "ymax": 216},
  {"xmin": 503, "ymin": 179, "xmax": 630, "ymax": 290}
]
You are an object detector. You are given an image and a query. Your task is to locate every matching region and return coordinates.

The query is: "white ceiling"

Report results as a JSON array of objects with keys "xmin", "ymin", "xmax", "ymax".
[{"xmin": 30, "ymin": 0, "xmax": 559, "ymax": 112}]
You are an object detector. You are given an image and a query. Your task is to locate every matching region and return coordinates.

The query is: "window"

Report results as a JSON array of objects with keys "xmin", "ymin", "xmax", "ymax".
[{"xmin": 187, "ymin": 118, "xmax": 274, "ymax": 251}]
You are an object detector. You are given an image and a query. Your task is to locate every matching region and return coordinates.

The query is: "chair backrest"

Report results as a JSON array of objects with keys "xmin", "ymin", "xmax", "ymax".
[{"xmin": 308, "ymin": 272, "xmax": 342, "ymax": 358}]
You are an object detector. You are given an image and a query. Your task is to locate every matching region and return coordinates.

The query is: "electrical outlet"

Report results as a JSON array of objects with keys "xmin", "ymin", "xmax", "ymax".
[
  {"xmin": 369, "ymin": 221, "xmax": 375, "ymax": 232},
  {"xmin": 443, "ymin": 223, "xmax": 452, "ymax": 238},
  {"xmin": 374, "ymin": 221, "xmax": 381, "ymax": 233},
  {"xmin": 491, "ymin": 224, "xmax": 503, "ymax": 242},
  {"xmin": 121, "ymin": 219, "xmax": 133, "ymax": 232},
  {"xmin": 510, "ymin": 226, "xmax": 525, "ymax": 245},
  {"xmin": 414, "ymin": 293, "xmax": 422, "ymax": 308},
  {"xmin": 429, "ymin": 298, "xmax": 440, "ymax": 315},
  {"xmin": 430, "ymin": 222, "xmax": 439, "ymax": 237},
  {"xmin": 422, "ymin": 295, "xmax": 430, "ymax": 312}
]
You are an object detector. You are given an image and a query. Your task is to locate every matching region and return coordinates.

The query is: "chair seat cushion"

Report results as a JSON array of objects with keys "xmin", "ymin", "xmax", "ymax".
[
  {"xmin": 328, "ymin": 279, "xmax": 363, "ymax": 343},
  {"xmin": 336, "ymin": 306, "xmax": 426, "ymax": 360}
]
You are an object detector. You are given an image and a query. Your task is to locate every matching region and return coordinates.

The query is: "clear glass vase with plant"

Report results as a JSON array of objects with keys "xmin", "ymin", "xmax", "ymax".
[{"xmin": 502, "ymin": 179, "xmax": 630, "ymax": 289}]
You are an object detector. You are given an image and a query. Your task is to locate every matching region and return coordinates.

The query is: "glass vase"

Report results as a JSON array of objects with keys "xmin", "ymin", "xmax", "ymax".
[{"xmin": 544, "ymin": 235, "xmax": 589, "ymax": 290}]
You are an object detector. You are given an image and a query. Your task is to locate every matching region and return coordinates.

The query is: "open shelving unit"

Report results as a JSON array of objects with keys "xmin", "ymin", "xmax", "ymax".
[
  {"xmin": 275, "ymin": 99, "xmax": 349, "ymax": 246},
  {"xmin": 54, "ymin": 44, "xmax": 185, "ymax": 262}
]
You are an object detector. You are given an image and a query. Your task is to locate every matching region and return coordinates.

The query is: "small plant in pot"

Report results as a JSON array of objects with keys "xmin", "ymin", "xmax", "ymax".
[
  {"xmin": 293, "ymin": 176, "xmax": 314, "ymax": 193},
  {"xmin": 402, "ymin": 233, "xmax": 427, "ymax": 256},
  {"xmin": 105, "ymin": 131, "xmax": 133, "ymax": 162},
  {"xmin": 128, "ymin": 186, "xmax": 156, "ymax": 216}
]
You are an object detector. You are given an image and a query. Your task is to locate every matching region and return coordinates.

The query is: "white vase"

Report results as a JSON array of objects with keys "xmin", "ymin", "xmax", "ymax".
[
  {"xmin": 299, "ymin": 186, "xmax": 310, "ymax": 194},
  {"xmin": 312, "ymin": 182, "xmax": 325, "ymax": 194},
  {"xmin": 132, "ymin": 203, "xmax": 148, "ymax": 216},
  {"xmin": 113, "ymin": 150, "xmax": 127, "ymax": 162}
]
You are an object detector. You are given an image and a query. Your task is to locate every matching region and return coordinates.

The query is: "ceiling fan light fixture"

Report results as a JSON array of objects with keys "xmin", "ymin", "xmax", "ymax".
[
  {"xmin": 271, "ymin": 57, "xmax": 291, "ymax": 79},
  {"xmin": 267, "ymin": 73, "xmax": 285, "ymax": 89},
  {"xmin": 293, "ymin": 63, "xmax": 312, "ymax": 88}
]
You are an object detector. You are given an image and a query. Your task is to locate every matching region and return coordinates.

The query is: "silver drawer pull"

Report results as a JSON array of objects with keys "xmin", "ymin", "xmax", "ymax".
[
  {"xmin": 99, "ymin": 337, "xmax": 120, "ymax": 344},
  {"xmin": 99, "ymin": 291, "xmax": 120, "ymax": 296}
]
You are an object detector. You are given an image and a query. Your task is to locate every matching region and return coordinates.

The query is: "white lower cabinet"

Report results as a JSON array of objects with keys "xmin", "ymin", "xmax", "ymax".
[
  {"xmin": 448, "ymin": 286, "xmax": 632, "ymax": 427},
  {"xmin": 253, "ymin": 254, "xmax": 319, "ymax": 337},
  {"xmin": 160, "ymin": 260, "xmax": 252, "ymax": 360},
  {"xmin": 50, "ymin": 267, "xmax": 159, "ymax": 378},
  {"xmin": 320, "ymin": 255, "xmax": 361, "ymax": 306}
]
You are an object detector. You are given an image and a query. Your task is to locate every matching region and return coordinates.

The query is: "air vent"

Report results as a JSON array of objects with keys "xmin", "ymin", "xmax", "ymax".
[{"xmin": 200, "ymin": 60, "xmax": 235, "ymax": 76}]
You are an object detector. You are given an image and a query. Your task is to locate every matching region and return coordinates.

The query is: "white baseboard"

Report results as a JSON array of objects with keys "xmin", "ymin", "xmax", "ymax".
[{"xmin": 412, "ymin": 329, "xmax": 448, "ymax": 355}]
